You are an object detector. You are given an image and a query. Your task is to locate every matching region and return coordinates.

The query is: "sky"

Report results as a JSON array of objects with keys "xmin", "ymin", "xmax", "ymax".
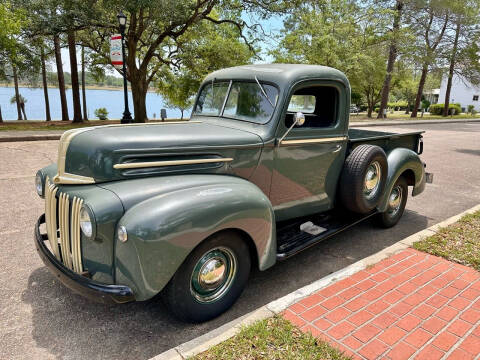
[{"xmin": 53, "ymin": 14, "xmax": 286, "ymax": 76}]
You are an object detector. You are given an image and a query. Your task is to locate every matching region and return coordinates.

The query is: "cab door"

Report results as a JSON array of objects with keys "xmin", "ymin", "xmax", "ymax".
[{"xmin": 270, "ymin": 81, "xmax": 348, "ymax": 221}]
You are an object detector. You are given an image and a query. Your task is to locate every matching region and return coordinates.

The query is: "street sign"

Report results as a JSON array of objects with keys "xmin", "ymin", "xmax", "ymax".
[{"xmin": 110, "ymin": 34, "xmax": 123, "ymax": 69}]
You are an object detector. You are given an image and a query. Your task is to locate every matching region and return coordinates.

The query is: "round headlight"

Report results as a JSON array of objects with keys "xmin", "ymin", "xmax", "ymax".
[
  {"xmin": 118, "ymin": 226, "xmax": 128, "ymax": 243},
  {"xmin": 79, "ymin": 205, "xmax": 93, "ymax": 238},
  {"xmin": 35, "ymin": 172, "xmax": 44, "ymax": 197}
]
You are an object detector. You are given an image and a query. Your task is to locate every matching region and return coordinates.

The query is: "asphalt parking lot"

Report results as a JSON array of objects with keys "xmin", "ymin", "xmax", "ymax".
[{"xmin": 1, "ymin": 122, "xmax": 479, "ymax": 359}]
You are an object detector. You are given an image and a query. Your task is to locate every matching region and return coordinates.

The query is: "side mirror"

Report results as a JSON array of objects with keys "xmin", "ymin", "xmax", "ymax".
[
  {"xmin": 278, "ymin": 112, "xmax": 306, "ymax": 146},
  {"xmin": 294, "ymin": 112, "xmax": 305, "ymax": 127}
]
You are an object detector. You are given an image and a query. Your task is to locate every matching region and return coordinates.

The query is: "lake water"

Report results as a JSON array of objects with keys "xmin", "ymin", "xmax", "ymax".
[{"xmin": 0, "ymin": 86, "xmax": 186, "ymax": 121}]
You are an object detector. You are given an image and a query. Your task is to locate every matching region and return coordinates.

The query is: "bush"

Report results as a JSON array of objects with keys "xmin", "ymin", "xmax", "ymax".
[
  {"xmin": 429, "ymin": 103, "xmax": 462, "ymax": 115},
  {"xmin": 467, "ymin": 105, "xmax": 476, "ymax": 114},
  {"xmin": 388, "ymin": 101, "xmax": 408, "ymax": 110},
  {"xmin": 421, "ymin": 99, "xmax": 431, "ymax": 110},
  {"xmin": 94, "ymin": 107, "xmax": 108, "ymax": 120}
]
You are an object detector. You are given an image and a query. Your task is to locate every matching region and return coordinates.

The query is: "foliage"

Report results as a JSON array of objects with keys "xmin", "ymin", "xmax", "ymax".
[
  {"xmin": 155, "ymin": 14, "xmax": 254, "ymax": 118},
  {"xmin": 9, "ymin": 94, "xmax": 26, "ymax": 104},
  {"xmin": 74, "ymin": 0, "xmax": 284, "ymax": 122},
  {"xmin": 414, "ymin": 210, "xmax": 480, "ymax": 270},
  {"xmin": 421, "ymin": 99, "xmax": 431, "ymax": 110},
  {"xmin": 0, "ymin": 3, "xmax": 25, "ymax": 68},
  {"xmin": 156, "ymin": 71, "xmax": 196, "ymax": 119},
  {"xmin": 429, "ymin": 103, "xmax": 462, "ymax": 115},
  {"xmin": 94, "ymin": 107, "xmax": 108, "ymax": 120},
  {"xmin": 467, "ymin": 104, "xmax": 476, "ymax": 114},
  {"xmin": 388, "ymin": 101, "xmax": 408, "ymax": 109},
  {"xmin": 193, "ymin": 316, "xmax": 351, "ymax": 360},
  {"xmin": 392, "ymin": 75, "xmax": 418, "ymax": 113},
  {"xmin": 271, "ymin": 0, "xmax": 391, "ymax": 117}
]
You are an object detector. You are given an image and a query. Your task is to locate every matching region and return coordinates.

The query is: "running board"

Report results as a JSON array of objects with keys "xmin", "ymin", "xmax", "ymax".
[{"xmin": 276, "ymin": 210, "xmax": 378, "ymax": 260}]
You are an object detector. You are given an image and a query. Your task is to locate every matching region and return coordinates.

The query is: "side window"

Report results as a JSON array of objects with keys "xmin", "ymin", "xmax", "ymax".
[
  {"xmin": 287, "ymin": 95, "xmax": 316, "ymax": 113},
  {"xmin": 473, "ymin": 95, "xmax": 479, "ymax": 101},
  {"xmin": 285, "ymin": 86, "xmax": 338, "ymax": 128}
]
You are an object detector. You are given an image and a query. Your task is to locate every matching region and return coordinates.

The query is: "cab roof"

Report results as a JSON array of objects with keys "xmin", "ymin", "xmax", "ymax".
[{"xmin": 202, "ymin": 63, "xmax": 350, "ymax": 90}]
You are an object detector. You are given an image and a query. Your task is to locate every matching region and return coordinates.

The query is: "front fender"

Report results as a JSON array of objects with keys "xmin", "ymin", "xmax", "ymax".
[
  {"xmin": 377, "ymin": 148, "xmax": 426, "ymax": 213},
  {"xmin": 114, "ymin": 175, "xmax": 275, "ymax": 301}
]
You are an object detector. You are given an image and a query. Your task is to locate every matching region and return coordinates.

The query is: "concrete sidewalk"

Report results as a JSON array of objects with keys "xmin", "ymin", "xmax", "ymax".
[
  {"xmin": 1, "ymin": 118, "xmax": 480, "ymax": 142},
  {"xmin": 283, "ymin": 249, "xmax": 480, "ymax": 359}
]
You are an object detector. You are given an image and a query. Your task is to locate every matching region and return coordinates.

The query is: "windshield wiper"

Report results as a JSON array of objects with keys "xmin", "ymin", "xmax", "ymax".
[{"xmin": 255, "ymin": 76, "xmax": 275, "ymax": 108}]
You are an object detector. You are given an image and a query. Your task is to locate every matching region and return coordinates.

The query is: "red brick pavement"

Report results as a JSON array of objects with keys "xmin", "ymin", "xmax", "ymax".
[{"xmin": 282, "ymin": 249, "xmax": 480, "ymax": 359}]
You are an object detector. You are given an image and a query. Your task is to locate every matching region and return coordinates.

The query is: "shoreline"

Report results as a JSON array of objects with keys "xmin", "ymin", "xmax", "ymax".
[{"xmin": 0, "ymin": 83, "xmax": 157, "ymax": 92}]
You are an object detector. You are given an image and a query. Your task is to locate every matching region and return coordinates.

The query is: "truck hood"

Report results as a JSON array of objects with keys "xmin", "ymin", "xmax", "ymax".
[{"xmin": 53, "ymin": 120, "xmax": 264, "ymax": 184}]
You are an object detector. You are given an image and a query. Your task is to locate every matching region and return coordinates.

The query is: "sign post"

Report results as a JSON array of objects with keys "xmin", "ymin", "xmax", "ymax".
[{"xmin": 111, "ymin": 20, "xmax": 132, "ymax": 123}]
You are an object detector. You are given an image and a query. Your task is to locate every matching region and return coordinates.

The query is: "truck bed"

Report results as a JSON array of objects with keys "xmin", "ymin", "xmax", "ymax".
[{"xmin": 348, "ymin": 128, "xmax": 424, "ymax": 154}]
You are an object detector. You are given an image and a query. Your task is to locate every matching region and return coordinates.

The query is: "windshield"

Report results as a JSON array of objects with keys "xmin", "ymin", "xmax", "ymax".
[{"xmin": 193, "ymin": 80, "xmax": 278, "ymax": 124}]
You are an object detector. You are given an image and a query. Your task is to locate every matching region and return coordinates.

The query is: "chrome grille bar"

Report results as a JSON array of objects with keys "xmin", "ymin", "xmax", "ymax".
[
  {"xmin": 44, "ymin": 179, "xmax": 84, "ymax": 274},
  {"xmin": 71, "ymin": 197, "xmax": 83, "ymax": 273},
  {"xmin": 45, "ymin": 179, "xmax": 59, "ymax": 259},
  {"xmin": 59, "ymin": 193, "xmax": 73, "ymax": 269}
]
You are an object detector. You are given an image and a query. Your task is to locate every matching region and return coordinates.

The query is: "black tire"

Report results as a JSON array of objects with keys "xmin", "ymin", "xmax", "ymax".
[
  {"xmin": 163, "ymin": 231, "xmax": 251, "ymax": 323},
  {"xmin": 376, "ymin": 176, "xmax": 408, "ymax": 228},
  {"xmin": 339, "ymin": 144, "xmax": 388, "ymax": 214}
]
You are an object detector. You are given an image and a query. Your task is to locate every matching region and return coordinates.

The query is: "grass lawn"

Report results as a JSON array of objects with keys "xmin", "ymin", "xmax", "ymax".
[
  {"xmin": 192, "ymin": 316, "xmax": 350, "ymax": 360},
  {"xmin": 0, "ymin": 119, "xmax": 185, "ymax": 131},
  {"xmin": 351, "ymin": 111, "xmax": 480, "ymax": 121},
  {"xmin": 413, "ymin": 210, "xmax": 480, "ymax": 270}
]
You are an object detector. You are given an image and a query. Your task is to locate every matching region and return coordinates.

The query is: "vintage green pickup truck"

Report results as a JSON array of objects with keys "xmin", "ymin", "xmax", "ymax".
[{"xmin": 34, "ymin": 64, "xmax": 431, "ymax": 322}]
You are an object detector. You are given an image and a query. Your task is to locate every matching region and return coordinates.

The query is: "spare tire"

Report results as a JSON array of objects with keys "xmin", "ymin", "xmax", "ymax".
[{"xmin": 339, "ymin": 144, "xmax": 388, "ymax": 214}]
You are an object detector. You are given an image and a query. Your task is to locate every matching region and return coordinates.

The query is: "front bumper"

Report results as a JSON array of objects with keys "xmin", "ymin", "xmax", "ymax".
[{"xmin": 34, "ymin": 214, "xmax": 135, "ymax": 304}]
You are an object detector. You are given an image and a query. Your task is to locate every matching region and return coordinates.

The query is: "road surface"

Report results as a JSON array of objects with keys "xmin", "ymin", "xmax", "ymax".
[{"xmin": 0, "ymin": 122, "xmax": 479, "ymax": 359}]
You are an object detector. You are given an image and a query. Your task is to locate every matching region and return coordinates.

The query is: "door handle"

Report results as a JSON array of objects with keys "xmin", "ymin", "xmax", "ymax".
[{"xmin": 332, "ymin": 144, "xmax": 342, "ymax": 153}]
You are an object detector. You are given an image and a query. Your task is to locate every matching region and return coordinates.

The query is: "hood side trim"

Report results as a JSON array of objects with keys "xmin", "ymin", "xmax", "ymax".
[{"xmin": 113, "ymin": 157, "xmax": 234, "ymax": 170}]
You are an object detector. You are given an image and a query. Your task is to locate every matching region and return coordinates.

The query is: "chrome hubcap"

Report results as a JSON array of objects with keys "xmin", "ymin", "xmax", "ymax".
[
  {"xmin": 387, "ymin": 186, "xmax": 403, "ymax": 217},
  {"xmin": 364, "ymin": 161, "xmax": 381, "ymax": 200},
  {"xmin": 190, "ymin": 247, "xmax": 237, "ymax": 303}
]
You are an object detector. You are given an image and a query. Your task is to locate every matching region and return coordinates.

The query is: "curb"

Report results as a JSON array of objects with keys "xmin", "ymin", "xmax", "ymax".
[
  {"xmin": 1, "ymin": 118, "xmax": 479, "ymax": 142},
  {"xmin": 153, "ymin": 203, "xmax": 480, "ymax": 360},
  {"xmin": 0, "ymin": 134, "xmax": 62, "ymax": 142}
]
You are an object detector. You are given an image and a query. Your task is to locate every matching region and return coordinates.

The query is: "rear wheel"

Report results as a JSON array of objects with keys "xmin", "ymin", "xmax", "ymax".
[
  {"xmin": 376, "ymin": 176, "xmax": 408, "ymax": 228},
  {"xmin": 163, "ymin": 231, "xmax": 251, "ymax": 323}
]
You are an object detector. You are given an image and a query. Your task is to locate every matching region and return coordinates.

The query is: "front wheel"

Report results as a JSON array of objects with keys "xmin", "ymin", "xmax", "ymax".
[
  {"xmin": 163, "ymin": 231, "xmax": 251, "ymax": 323},
  {"xmin": 376, "ymin": 176, "xmax": 408, "ymax": 228}
]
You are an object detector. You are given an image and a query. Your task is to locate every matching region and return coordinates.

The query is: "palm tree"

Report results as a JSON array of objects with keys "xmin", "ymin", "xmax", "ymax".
[{"xmin": 10, "ymin": 95, "xmax": 27, "ymax": 120}]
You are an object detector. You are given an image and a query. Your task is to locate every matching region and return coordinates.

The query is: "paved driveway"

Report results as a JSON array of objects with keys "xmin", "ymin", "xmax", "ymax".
[{"xmin": 0, "ymin": 122, "xmax": 479, "ymax": 359}]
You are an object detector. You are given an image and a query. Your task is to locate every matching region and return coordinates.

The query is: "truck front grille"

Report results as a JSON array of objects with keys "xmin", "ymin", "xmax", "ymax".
[{"xmin": 45, "ymin": 179, "xmax": 84, "ymax": 274}]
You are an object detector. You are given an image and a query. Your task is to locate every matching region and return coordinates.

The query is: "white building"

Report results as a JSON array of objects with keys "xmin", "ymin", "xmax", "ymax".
[{"xmin": 438, "ymin": 74, "xmax": 480, "ymax": 112}]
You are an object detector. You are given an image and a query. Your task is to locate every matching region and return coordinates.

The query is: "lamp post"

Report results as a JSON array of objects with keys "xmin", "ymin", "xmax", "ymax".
[{"xmin": 117, "ymin": 11, "xmax": 132, "ymax": 123}]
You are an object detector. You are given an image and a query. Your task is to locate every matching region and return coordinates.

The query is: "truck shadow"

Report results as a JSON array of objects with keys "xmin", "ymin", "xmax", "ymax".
[{"xmin": 23, "ymin": 209, "xmax": 428, "ymax": 360}]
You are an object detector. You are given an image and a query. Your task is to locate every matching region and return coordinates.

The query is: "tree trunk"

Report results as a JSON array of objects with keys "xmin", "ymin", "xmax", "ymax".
[
  {"xmin": 377, "ymin": 0, "xmax": 403, "ymax": 119},
  {"xmin": 21, "ymin": 102, "xmax": 27, "ymax": 120},
  {"xmin": 0, "ymin": 105, "xmax": 3, "ymax": 122},
  {"xmin": 12, "ymin": 66, "xmax": 22, "ymax": 120},
  {"xmin": 131, "ymin": 74, "xmax": 148, "ymax": 122},
  {"xmin": 411, "ymin": 65, "xmax": 428, "ymax": 118},
  {"xmin": 68, "ymin": 30, "xmax": 83, "ymax": 123},
  {"xmin": 367, "ymin": 97, "xmax": 373, "ymax": 118},
  {"xmin": 41, "ymin": 46, "xmax": 51, "ymax": 122},
  {"xmin": 54, "ymin": 34, "xmax": 69, "ymax": 121},
  {"xmin": 81, "ymin": 45, "xmax": 88, "ymax": 121},
  {"xmin": 180, "ymin": 109, "xmax": 184, "ymax": 120},
  {"xmin": 442, "ymin": 21, "xmax": 461, "ymax": 117}
]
